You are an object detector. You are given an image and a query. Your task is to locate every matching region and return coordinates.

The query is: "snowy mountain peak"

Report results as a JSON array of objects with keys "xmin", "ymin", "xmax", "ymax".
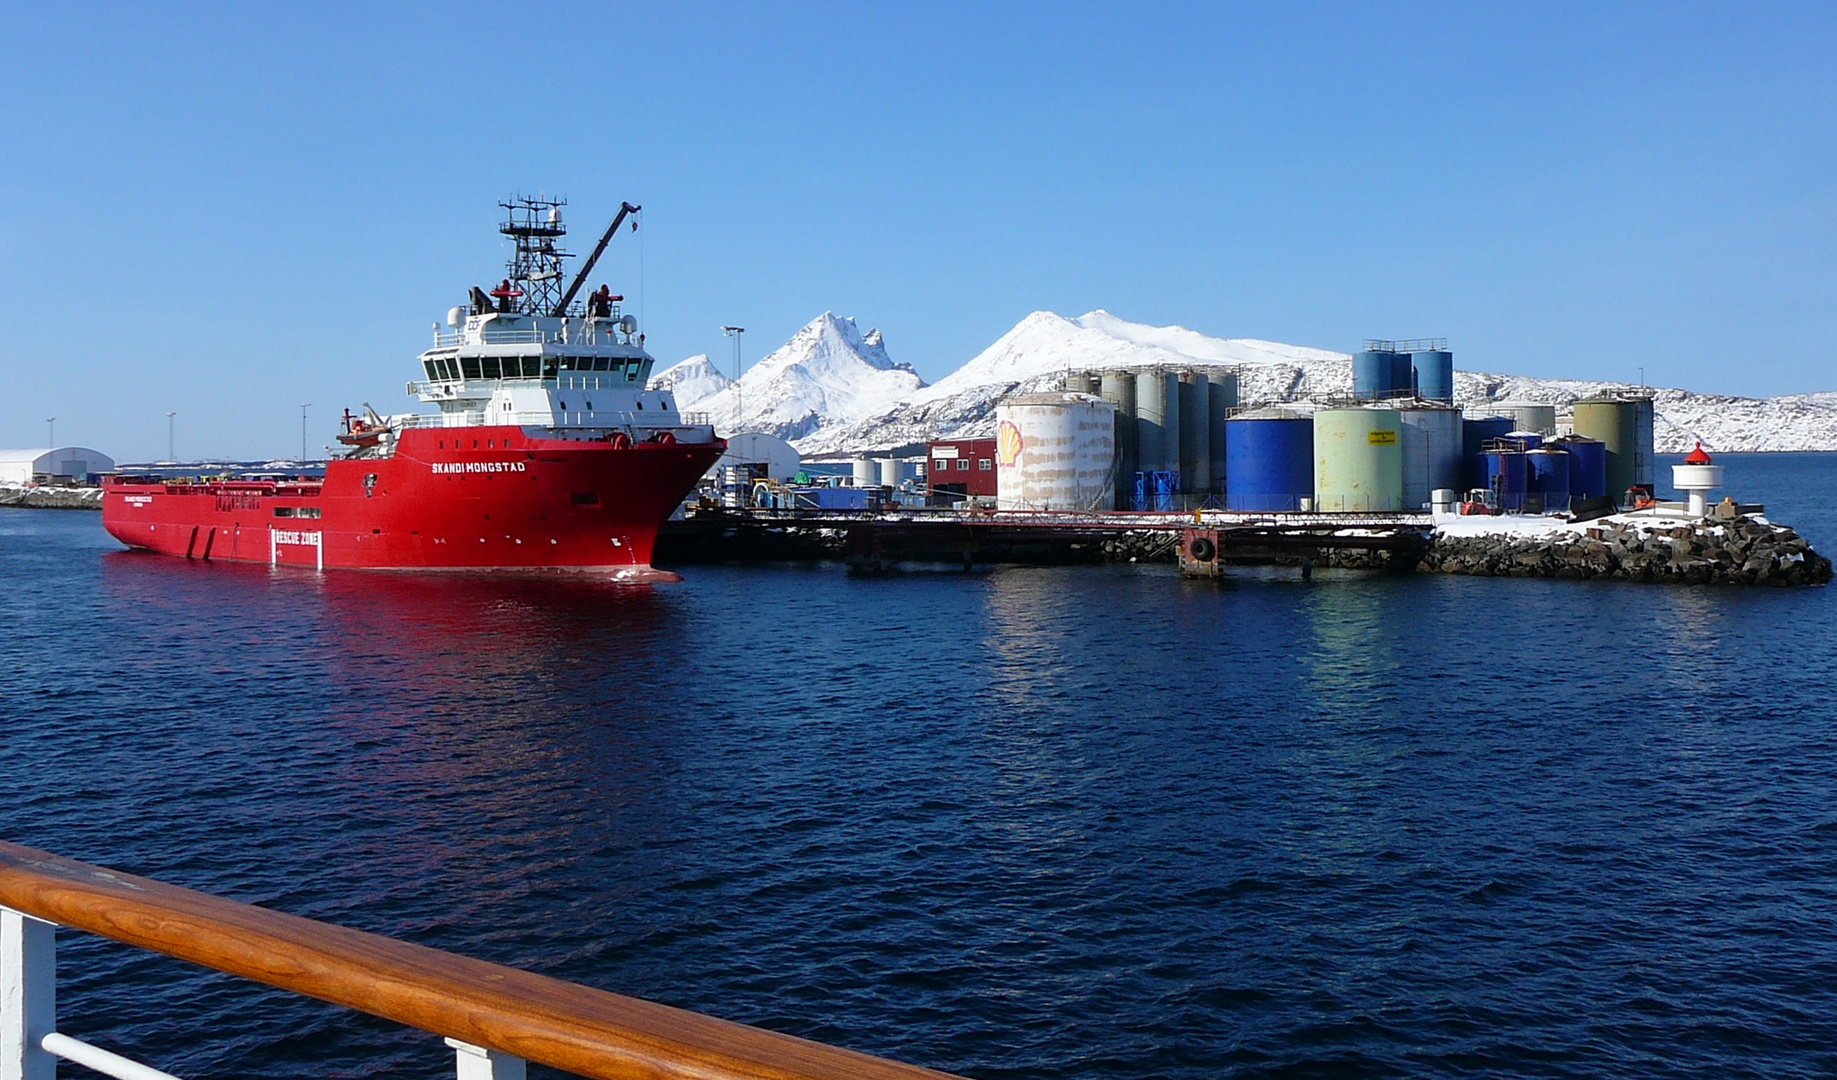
[
  {"xmin": 648, "ymin": 353, "xmax": 731, "ymax": 402},
  {"xmin": 665, "ymin": 313, "xmax": 925, "ymax": 443}
]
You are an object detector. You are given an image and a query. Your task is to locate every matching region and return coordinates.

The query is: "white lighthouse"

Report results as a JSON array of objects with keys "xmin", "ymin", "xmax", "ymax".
[{"xmin": 1671, "ymin": 442, "xmax": 1724, "ymax": 517}]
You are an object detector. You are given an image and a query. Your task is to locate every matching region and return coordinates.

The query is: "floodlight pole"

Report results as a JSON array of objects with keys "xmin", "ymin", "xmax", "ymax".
[
  {"xmin": 46, "ymin": 417, "xmax": 55, "ymax": 446},
  {"xmin": 722, "ymin": 326, "xmax": 746, "ymax": 433},
  {"xmin": 167, "ymin": 412, "xmax": 177, "ymax": 462},
  {"xmin": 300, "ymin": 403, "xmax": 312, "ymax": 462}
]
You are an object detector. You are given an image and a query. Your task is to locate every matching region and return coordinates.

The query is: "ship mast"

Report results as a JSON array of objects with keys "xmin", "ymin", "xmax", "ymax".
[{"xmin": 498, "ymin": 195, "xmax": 571, "ymax": 316}]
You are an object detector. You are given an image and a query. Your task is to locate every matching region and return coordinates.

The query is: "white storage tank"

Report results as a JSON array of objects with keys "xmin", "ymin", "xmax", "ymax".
[
  {"xmin": 879, "ymin": 457, "xmax": 908, "ymax": 489},
  {"xmin": 1398, "ymin": 406, "xmax": 1465, "ymax": 511},
  {"xmin": 851, "ymin": 456, "xmax": 877, "ymax": 488},
  {"xmin": 995, "ymin": 392, "xmax": 1116, "ymax": 511}
]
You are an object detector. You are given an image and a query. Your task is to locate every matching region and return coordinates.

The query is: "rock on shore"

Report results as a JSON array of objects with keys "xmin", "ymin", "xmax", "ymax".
[
  {"xmin": 1422, "ymin": 516, "xmax": 1832, "ymax": 586},
  {"xmin": 0, "ymin": 485, "xmax": 102, "ymax": 510}
]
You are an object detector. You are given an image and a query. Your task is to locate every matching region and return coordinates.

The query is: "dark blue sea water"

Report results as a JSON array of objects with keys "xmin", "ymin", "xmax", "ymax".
[{"xmin": 4, "ymin": 453, "xmax": 1835, "ymax": 1080}]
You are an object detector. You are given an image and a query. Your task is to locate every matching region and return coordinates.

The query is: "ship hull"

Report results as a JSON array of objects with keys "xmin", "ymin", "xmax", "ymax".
[{"xmin": 102, "ymin": 428, "xmax": 722, "ymax": 576}]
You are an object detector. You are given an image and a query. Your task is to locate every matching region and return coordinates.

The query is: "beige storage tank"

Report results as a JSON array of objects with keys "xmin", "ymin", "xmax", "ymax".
[
  {"xmin": 1491, "ymin": 400, "xmax": 1558, "ymax": 436},
  {"xmin": 995, "ymin": 392, "xmax": 1116, "ymax": 511},
  {"xmin": 1314, "ymin": 407, "xmax": 1405, "ymax": 512}
]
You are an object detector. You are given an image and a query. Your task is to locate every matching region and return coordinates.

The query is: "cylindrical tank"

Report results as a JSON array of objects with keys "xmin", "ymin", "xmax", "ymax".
[
  {"xmin": 995, "ymin": 393, "xmax": 1116, "ymax": 511},
  {"xmin": 1572, "ymin": 398, "xmax": 1644, "ymax": 501},
  {"xmin": 1224, "ymin": 409, "xmax": 1313, "ymax": 512},
  {"xmin": 1462, "ymin": 416, "xmax": 1514, "ymax": 492},
  {"xmin": 1398, "ymin": 406, "xmax": 1465, "ymax": 511},
  {"xmin": 1411, "ymin": 350, "xmax": 1455, "ymax": 403},
  {"xmin": 851, "ymin": 456, "xmax": 876, "ymax": 488},
  {"xmin": 1178, "ymin": 372, "xmax": 1209, "ymax": 495},
  {"xmin": 878, "ymin": 457, "xmax": 906, "ymax": 489},
  {"xmin": 1503, "ymin": 430, "xmax": 1544, "ymax": 451},
  {"xmin": 1206, "ymin": 377, "xmax": 1232, "ymax": 494},
  {"xmin": 1135, "ymin": 368, "xmax": 1178, "ymax": 481},
  {"xmin": 1493, "ymin": 400, "xmax": 1557, "ymax": 436},
  {"xmin": 1391, "ymin": 352, "xmax": 1415, "ymax": 397},
  {"xmin": 1314, "ymin": 407, "xmax": 1404, "ymax": 513},
  {"xmin": 1551, "ymin": 436, "xmax": 1608, "ymax": 500},
  {"xmin": 1100, "ymin": 370, "xmax": 1138, "ymax": 510},
  {"xmin": 1065, "ymin": 372, "xmax": 1099, "ymax": 395},
  {"xmin": 1525, "ymin": 447, "xmax": 1571, "ymax": 514},
  {"xmin": 1633, "ymin": 397, "xmax": 1655, "ymax": 487},
  {"xmin": 1353, "ymin": 351, "xmax": 1399, "ymax": 401},
  {"xmin": 1484, "ymin": 451, "xmax": 1528, "ymax": 513}
]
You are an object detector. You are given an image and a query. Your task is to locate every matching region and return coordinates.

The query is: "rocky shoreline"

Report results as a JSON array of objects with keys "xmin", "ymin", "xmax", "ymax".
[
  {"xmin": 0, "ymin": 486, "xmax": 102, "ymax": 510},
  {"xmin": 1419, "ymin": 515, "xmax": 1831, "ymax": 586}
]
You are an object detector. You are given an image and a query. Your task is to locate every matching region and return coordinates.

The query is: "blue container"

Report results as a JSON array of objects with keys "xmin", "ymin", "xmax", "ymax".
[
  {"xmin": 1526, "ymin": 448, "xmax": 1571, "ymax": 513},
  {"xmin": 1353, "ymin": 351, "xmax": 1398, "ymax": 401},
  {"xmin": 1463, "ymin": 417, "xmax": 1514, "ymax": 490},
  {"xmin": 815, "ymin": 486, "xmax": 870, "ymax": 510},
  {"xmin": 1554, "ymin": 437, "xmax": 1608, "ymax": 500},
  {"xmin": 1485, "ymin": 450, "xmax": 1528, "ymax": 513},
  {"xmin": 1151, "ymin": 470, "xmax": 1177, "ymax": 511},
  {"xmin": 1224, "ymin": 415, "xmax": 1314, "ymax": 511},
  {"xmin": 1412, "ymin": 350, "xmax": 1454, "ymax": 403}
]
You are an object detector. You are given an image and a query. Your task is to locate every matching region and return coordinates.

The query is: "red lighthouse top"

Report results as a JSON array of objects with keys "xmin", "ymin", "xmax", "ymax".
[{"xmin": 1683, "ymin": 441, "xmax": 1713, "ymax": 465}]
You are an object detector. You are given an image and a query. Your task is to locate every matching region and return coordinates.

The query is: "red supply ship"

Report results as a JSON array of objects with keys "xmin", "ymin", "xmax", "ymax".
[{"xmin": 102, "ymin": 198, "xmax": 723, "ymax": 580}]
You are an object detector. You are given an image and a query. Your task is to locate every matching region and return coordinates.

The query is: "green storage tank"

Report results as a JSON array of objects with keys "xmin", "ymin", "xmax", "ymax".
[
  {"xmin": 1314, "ymin": 407, "xmax": 1405, "ymax": 512},
  {"xmin": 1571, "ymin": 398, "xmax": 1652, "ymax": 501}
]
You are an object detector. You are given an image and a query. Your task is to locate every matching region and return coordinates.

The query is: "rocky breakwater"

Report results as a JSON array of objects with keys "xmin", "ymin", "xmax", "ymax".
[
  {"xmin": 0, "ymin": 484, "xmax": 102, "ymax": 510},
  {"xmin": 1424, "ymin": 515, "xmax": 1832, "ymax": 586}
]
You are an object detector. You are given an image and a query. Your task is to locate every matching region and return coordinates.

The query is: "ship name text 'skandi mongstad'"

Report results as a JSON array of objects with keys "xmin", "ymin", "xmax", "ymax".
[{"xmin": 102, "ymin": 197, "xmax": 725, "ymax": 580}]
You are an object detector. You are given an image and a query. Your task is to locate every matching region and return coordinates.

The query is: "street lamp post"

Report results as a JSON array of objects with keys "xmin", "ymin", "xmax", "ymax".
[
  {"xmin": 46, "ymin": 418, "xmax": 55, "ymax": 446},
  {"xmin": 722, "ymin": 326, "xmax": 745, "ymax": 433},
  {"xmin": 300, "ymin": 403, "xmax": 312, "ymax": 462},
  {"xmin": 167, "ymin": 412, "xmax": 177, "ymax": 462}
]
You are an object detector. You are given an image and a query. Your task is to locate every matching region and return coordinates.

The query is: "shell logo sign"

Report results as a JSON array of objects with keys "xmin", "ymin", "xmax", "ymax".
[{"xmin": 996, "ymin": 420, "xmax": 1025, "ymax": 467}]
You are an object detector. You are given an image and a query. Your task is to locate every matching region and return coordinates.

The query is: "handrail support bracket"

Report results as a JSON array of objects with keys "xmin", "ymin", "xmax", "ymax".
[{"xmin": 446, "ymin": 1037, "xmax": 526, "ymax": 1080}]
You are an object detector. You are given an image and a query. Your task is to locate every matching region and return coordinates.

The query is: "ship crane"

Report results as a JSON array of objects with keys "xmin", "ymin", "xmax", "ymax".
[{"xmin": 554, "ymin": 202, "xmax": 640, "ymax": 317}]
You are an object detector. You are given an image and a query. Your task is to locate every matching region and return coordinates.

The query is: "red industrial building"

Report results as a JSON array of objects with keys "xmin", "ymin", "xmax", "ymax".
[{"xmin": 927, "ymin": 438, "xmax": 997, "ymax": 505}]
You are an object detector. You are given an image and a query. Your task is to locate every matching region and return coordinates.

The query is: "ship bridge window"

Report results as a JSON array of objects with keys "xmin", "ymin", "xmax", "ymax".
[
  {"xmin": 515, "ymin": 356, "xmax": 540, "ymax": 378},
  {"xmin": 460, "ymin": 357, "xmax": 482, "ymax": 380},
  {"xmin": 543, "ymin": 358, "xmax": 559, "ymax": 378},
  {"xmin": 423, "ymin": 360, "xmax": 439, "ymax": 381},
  {"xmin": 482, "ymin": 357, "xmax": 502, "ymax": 379}
]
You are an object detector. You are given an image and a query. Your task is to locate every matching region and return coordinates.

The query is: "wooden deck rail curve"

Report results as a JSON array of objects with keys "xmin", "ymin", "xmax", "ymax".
[{"xmin": 0, "ymin": 841, "xmax": 960, "ymax": 1080}]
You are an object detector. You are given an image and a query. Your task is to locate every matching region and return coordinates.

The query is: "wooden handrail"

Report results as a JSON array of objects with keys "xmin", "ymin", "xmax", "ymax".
[{"xmin": 0, "ymin": 841, "xmax": 960, "ymax": 1080}]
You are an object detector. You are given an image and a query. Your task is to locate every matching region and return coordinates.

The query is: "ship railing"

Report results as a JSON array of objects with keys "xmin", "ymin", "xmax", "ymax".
[
  {"xmin": 0, "ymin": 840, "xmax": 957, "ymax": 1080},
  {"xmin": 429, "ymin": 324, "xmax": 632, "ymax": 349}
]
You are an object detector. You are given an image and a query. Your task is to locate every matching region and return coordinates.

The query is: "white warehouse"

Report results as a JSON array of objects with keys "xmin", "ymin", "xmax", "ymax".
[{"xmin": 0, "ymin": 447, "xmax": 116, "ymax": 485}]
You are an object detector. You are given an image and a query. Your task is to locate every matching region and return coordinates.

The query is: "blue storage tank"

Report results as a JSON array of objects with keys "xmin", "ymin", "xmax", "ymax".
[
  {"xmin": 1391, "ymin": 352, "xmax": 1416, "ymax": 398},
  {"xmin": 1463, "ymin": 416, "xmax": 1514, "ymax": 490},
  {"xmin": 1224, "ymin": 409, "xmax": 1314, "ymax": 511},
  {"xmin": 1525, "ymin": 448, "xmax": 1571, "ymax": 514},
  {"xmin": 1352, "ymin": 352, "xmax": 1388, "ymax": 402},
  {"xmin": 1484, "ymin": 450, "xmax": 1528, "ymax": 513},
  {"xmin": 1552, "ymin": 436, "xmax": 1608, "ymax": 500},
  {"xmin": 1503, "ymin": 430, "xmax": 1544, "ymax": 451},
  {"xmin": 1412, "ymin": 350, "xmax": 1454, "ymax": 403}
]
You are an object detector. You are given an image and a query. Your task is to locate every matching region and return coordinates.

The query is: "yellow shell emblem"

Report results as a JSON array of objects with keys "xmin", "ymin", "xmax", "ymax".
[{"xmin": 996, "ymin": 420, "xmax": 1025, "ymax": 466}]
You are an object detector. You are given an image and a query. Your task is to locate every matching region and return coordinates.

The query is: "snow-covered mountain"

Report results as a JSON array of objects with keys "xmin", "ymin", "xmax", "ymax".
[
  {"xmin": 654, "ymin": 313, "xmax": 924, "ymax": 444},
  {"xmin": 665, "ymin": 310, "xmax": 1837, "ymax": 456},
  {"xmin": 649, "ymin": 353, "xmax": 731, "ymax": 404}
]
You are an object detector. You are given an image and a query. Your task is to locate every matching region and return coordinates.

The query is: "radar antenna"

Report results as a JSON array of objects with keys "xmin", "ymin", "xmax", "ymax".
[{"xmin": 498, "ymin": 195, "xmax": 572, "ymax": 315}]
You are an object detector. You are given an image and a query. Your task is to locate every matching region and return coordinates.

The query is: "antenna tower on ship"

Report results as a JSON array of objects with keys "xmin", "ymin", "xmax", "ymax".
[{"xmin": 498, "ymin": 195, "xmax": 572, "ymax": 316}]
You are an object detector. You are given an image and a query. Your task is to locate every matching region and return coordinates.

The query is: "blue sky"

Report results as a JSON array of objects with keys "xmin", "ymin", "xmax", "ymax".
[{"xmin": 3, "ymin": 2, "xmax": 1833, "ymax": 460}]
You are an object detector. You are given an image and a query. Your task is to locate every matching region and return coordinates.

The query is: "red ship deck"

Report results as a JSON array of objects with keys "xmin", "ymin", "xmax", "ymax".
[{"xmin": 102, "ymin": 427, "xmax": 722, "ymax": 578}]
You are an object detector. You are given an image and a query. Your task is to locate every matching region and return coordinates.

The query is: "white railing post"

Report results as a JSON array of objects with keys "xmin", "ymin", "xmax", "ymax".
[
  {"xmin": 445, "ymin": 1038, "xmax": 525, "ymax": 1080},
  {"xmin": 1, "ymin": 908, "xmax": 55, "ymax": 1080}
]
